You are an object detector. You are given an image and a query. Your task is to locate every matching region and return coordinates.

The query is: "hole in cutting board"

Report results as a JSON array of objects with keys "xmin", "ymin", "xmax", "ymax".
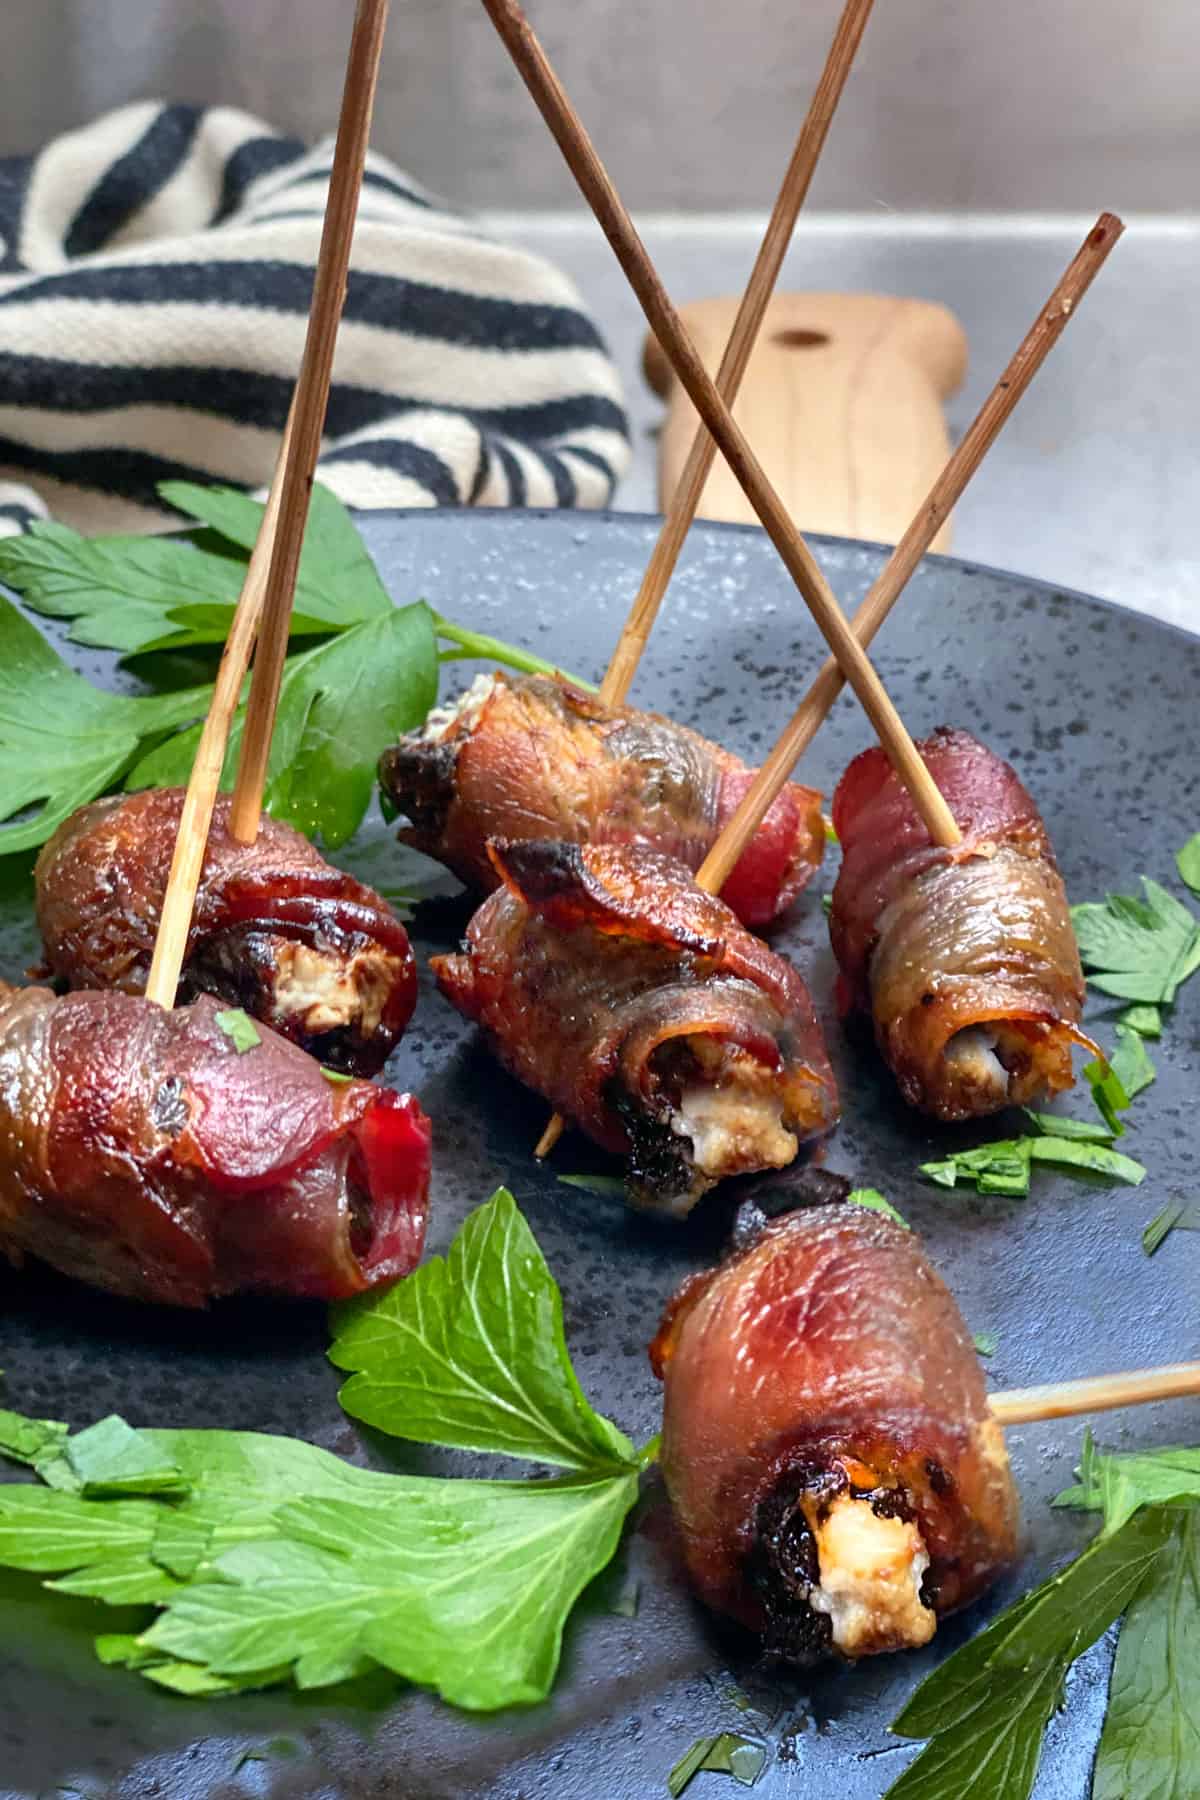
[{"xmin": 772, "ymin": 327, "xmax": 830, "ymax": 349}]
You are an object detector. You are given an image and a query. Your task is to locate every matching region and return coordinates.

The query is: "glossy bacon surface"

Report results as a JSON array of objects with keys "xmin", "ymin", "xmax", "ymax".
[
  {"xmin": 0, "ymin": 985, "xmax": 431, "ymax": 1307},
  {"xmin": 651, "ymin": 1203, "xmax": 1019, "ymax": 1659},
  {"xmin": 379, "ymin": 672, "xmax": 824, "ymax": 928},
  {"xmin": 830, "ymin": 727, "xmax": 1088, "ymax": 1118},
  {"xmin": 433, "ymin": 841, "xmax": 838, "ymax": 1215},
  {"xmin": 35, "ymin": 790, "xmax": 417, "ymax": 1074}
]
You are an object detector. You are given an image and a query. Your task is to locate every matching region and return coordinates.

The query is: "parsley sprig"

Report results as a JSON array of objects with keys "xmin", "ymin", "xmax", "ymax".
[
  {"xmin": 0, "ymin": 482, "xmax": 587, "ymax": 854},
  {"xmin": 0, "ymin": 1190, "xmax": 651, "ymax": 1710},
  {"xmin": 885, "ymin": 1433, "xmax": 1200, "ymax": 1800}
]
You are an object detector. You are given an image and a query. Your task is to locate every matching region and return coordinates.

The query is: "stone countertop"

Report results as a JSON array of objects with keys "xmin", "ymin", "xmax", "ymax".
[{"xmin": 488, "ymin": 213, "xmax": 1199, "ymax": 634}]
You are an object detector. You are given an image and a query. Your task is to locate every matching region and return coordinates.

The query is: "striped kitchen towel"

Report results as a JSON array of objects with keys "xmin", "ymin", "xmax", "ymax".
[{"xmin": 0, "ymin": 101, "xmax": 631, "ymax": 536}]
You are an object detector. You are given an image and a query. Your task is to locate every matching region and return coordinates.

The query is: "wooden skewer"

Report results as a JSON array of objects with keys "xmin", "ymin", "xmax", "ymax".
[
  {"xmin": 535, "ymin": 0, "xmax": 875, "ymax": 1162},
  {"xmin": 599, "ymin": 0, "xmax": 877, "ymax": 710},
  {"xmin": 695, "ymin": 212, "xmax": 1124, "ymax": 896},
  {"xmin": 228, "ymin": 0, "xmax": 390, "ymax": 844},
  {"xmin": 991, "ymin": 1360, "xmax": 1200, "ymax": 1426},
  {"xmin": 480, "ymin": 0, "xmax": 962, "ymax": 850},
  {"xmin": 143, "ymin": 414, "xmax": 295, "ymax": 1009},
  {"xmin": 538, "ymin": 215, "xmax": 1122, "ymax": 1157}
]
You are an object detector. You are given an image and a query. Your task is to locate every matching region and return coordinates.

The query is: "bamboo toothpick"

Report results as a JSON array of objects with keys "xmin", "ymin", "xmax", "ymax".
[
  {"xmin": 991, "ymin": 1360, "xmax": 1200, "ymax": 1427},
  {"xmin": 480, "ymin": 0, "xmax": 960, "ymax": 856},
  {"xmin": 599, "ymin": 0, "xmax": 877, "ymax": 710},
  {"xmin": 536, "ymin": 0, "xmax": 875, "ymax": 1161},
  {"xmin": 143, "ymin": 415, "xmax": 295, "ymax": 1009},
  {"xmin": 696, "ymin": 212, "xmax": 1123, "ymax": 896},
  {"xmin": 229, "ymin": 0, "xmax": 390, "ymax": 844}
]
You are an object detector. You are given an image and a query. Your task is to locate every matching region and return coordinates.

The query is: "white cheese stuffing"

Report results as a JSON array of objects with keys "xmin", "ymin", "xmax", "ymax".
[
  {"xmin": 808, "ymin": 1495, "xmax": 934, "ymax": 1656},
  {"xmin": 417, "ymin": 672, "xmax": 497, "ymax": 742},
  {"xmin": 670, "ymin": 1076, "xmax": 796, "ymax": 1176},
  {"xmin": 273, "ymin": 944, "xmax": 395, "ymax": 1035},
  {"xmin": 944, "ymin": 1024, "xmax": 1009, "ymax": 1102}
]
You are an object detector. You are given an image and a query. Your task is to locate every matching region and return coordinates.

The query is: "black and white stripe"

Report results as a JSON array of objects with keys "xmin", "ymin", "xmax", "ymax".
[{"xmin": 0, "ymin": 102, "xmax": 630, "ymax": 532}]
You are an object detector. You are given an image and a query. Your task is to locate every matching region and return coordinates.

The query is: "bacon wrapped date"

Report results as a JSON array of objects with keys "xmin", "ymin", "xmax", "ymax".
[
  {"xmin": 379, "ymin": 672, "xmax": 824, "ymax": 928},
  {"xmin": 35, "ymin": 789, "xmax": 417, "ymax": 1074},
  {"xmin": 830, "ymin": 727, "xmax": 1090, "ymax": 1118},
  {"xmin": 0, "ymin": 984, "xmax": 431, "ymax": 1307},
  {"xmin": 432, "ymin": 840, "xmax": 838, "ymax": 1215},
  {"xmin": 650, "ymin": 1202, "xmax": 1019, "ymax": 1660}
]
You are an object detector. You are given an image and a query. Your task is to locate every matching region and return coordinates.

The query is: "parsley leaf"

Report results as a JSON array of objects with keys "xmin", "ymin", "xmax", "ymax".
[
  {"xmin": 1121, "ymin": 1001, "xmax": 1163, "ymax": 1037},
  {"xmin": 213, "ymin": 1009, "xmax": 261, "ymax": 1053},
  {"xmin": 0, "ymin": 484, "xmax": 392, "ymax": 655},
  {"xmin": 161, "ymin": 479, "xmax": 393, "ymax": 629},
  {"xmin": 330, "ymin": 1187, "xmax": 636, "ymax": 1470},
  {"xmin": 973, "ymin": 1331, "xmax": 999, "ymax": 1358},
  {"xmin": 1092, "ymin": 1508, "xmax": 1200, "ymax": 1800},
  {"xmin": 667, "ymin": 1732, "xmax": 768, "ymax": 1795},
  {"xmin": 887, "ymin": 1505, "xmax": 1177, "ymax": 1800},
  {"xmin": 0, "ymin": 519, "xmax": 273, "ymax": 655},
  {"xmin": 1176, "ymin": 832, "xmax": 1200, "ymax": 897},
  {"xmin": 1055, "ymin": 1435, "xmax": 1200, "ymax": 1533},
  {"xmin": 129, "ymin": 605, "xmax": 440, "ymax": 849},
  {"xmin": 65, "ymin": 1415, "xmax": 190, "ymax": 1498},
  {"xmin": 846, "ymin": 1187, "xmax": 909, "ymax": 1228},
  {"xmin": 0, "ymin": 596, "xmax": 211, "ymax": 854},
  {"xmin": 1084, "ymin": 1022, "xmax": 1156, "ymax": 1135},
  {"xmin": 1021, "ymin": 1109, "xmax": 1115, "ymax": 1143},
  {"xmin": 0, "ymin": 1193, "xmax": 648, "ymax": 1712},
  {"xmin": 1140, "ymin": 1203, "xmax": 1200, "ymax": 1256},
  {"xmin": 0, "ymin": 479, "xmax": 589, "ymax": 857},
  {"xmin": 141, "ymin": 1473, "xmax": 638, "ymax": 1709},
  {"xmin": 1111, "ymin": 1020, "xmax": 1157, "ymax": 1098},
  {"xmin": 1072, "ymin": 880, "xmax": 1200, "ymax": 1004},
  {"xmin": 922, "ymin": 1127, "xmax": 1144, "ymax": 1195},
  {"xmin": 557, "ymin": 1172, "xmax": 628, "ymax": 1196}
]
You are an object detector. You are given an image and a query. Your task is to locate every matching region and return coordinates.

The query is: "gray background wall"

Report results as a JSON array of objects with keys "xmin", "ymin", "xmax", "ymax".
[{"xmin": 2, "ymin": 0, "xmax": 1197, "ymax": 214}]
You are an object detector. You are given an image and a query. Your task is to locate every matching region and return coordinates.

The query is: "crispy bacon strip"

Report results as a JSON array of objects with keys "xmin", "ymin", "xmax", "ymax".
[
  {"xmin": 829, "ymin": 727, "xmax": 1089, "ymax": 1119},
  {"xmin": 433, "ymin": 841, "xmax": 837, "ymax": 1215},
  {"xmin": 0, "ymin": 985, "xmax": 431, "ymax": 1307},
  {"xmin": 651, "ymin": 1202, "xmax": 1019, "ymax": 1660},
  {"xmin": 379, "ymin": 672, "xmax": 824, "ymax": 928},
  {"xmin": 35, "ymin": 790, "xmax": 417, "ymax": 1074}
]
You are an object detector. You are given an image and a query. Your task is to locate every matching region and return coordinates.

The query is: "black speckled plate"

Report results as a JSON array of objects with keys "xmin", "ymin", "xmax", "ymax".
[{"xmin": 2, "ymin": 509, "xmax": 1198, "ymax": 1800}]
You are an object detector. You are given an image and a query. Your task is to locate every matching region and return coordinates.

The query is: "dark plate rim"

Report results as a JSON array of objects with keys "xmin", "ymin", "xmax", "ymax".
[{"xmin": 353, "ymin": 502, "xmax": 1200, "ymax": 654}]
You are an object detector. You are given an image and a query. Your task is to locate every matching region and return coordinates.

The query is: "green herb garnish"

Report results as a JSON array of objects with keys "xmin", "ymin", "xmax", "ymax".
[
  {"xmin": 0, "ymin": 481, "xmax": 588, "ymax": 855},
  {"xmin": 556, "ymin": 1172, "xmax": 627, "ymax": 1197},
  {"xmin": 320, "ymin": 1067, "xmax": 354, "ymax": 1086},
  {"xmin": 213, "ymin": 1009, "xmax": 261, "ymax": 1053},
  {"xmin": 668, "ymin": 1732, "xmax": 767, "ymax": 1795},
  {"xmin": 0, "ymin": 595, "xmax": 214, "ymax": 855},
  {"xmin": 1141, "ymin": 1201, "xmax": 1200, "ymax": 1256},
  {"xmin": 1176, "ymin": 831, "xmax": 1200, "ymax": 896},
  {"xmin": 1021, "ymin": 1109, "xmax": 1114, "ymax": 1143},
  {"xmin": 922, "ymin": 1127, "xmax": 1144, "ymax": 1196},
  {"xmin": 885, "ymin": 1434, "xmax": 1200, "ymax": 1800},
  {"xmin": 1083, "ymin": 1055, "xmax": 1130, "ymax": 1136},
  {"xmin": 1120, "ymin": 1001, "xmax": 1162, "ymax": 1037},
  {"xmin": 1071, "ymin": 878, "xmax": 1200, "ymax": 1005},
  {"xmin": 1084, "ymin": 1022, "xmax": 1156, "ymax": 1135},
  {"xmin": 972, "ymin": 1331, "xmax": 999, "ymax": 1358},
  {"xmin": 846, "ymin": 1187, "xmax": 909, "ymax": 1229},
  {"xmin": 0, "ymin": 1191, "xmax": 650, "ymax": 1710}
]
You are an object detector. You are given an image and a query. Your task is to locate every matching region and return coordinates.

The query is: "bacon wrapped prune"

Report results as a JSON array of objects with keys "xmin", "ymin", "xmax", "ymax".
[
  {"xmin": 0, "ymin": 984, "xmax": 431, "ymax": 1307},
  {"xmin": 379, "ymin": 672, "xmax": 824, "ymax": 928},
  {"xmin": 650, "ymin": 1202, "xmax": 1018, "ymax": 1660},
  {"xmin": 35, "ymin": 789, "xmax": 416, "ymax": 1074},
  {"xmin": 829, "ymin": 727, "xmax": 1090, "ymax": 1118},
  {"xmin": 432, "ymin": 840, "xmax": 838, "ymax": 1215}
]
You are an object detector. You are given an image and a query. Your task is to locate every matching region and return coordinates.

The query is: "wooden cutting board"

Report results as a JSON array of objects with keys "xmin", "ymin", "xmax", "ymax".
[{"xmin": 644, "ymin": 292, "xmax": 968, "ymax": 551}]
